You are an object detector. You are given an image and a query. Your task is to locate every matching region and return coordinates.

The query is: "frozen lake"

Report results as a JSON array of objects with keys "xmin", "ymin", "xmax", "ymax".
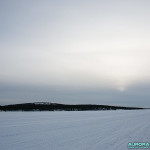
[{"xmin": 0, "ymin": 110, "xmax": 150, "ymax": 150}]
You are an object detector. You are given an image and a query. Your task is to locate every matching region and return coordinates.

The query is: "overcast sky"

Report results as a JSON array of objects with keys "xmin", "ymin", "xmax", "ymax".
[{"xmin": 0, "ymin": 0, "xmax": 150, "ymax": 107}]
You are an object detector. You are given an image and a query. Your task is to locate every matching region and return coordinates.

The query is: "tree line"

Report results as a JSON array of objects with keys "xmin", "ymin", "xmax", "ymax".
[{"xmin": 0, "ymin": 102, "xmax": 144, "ymax": 111}]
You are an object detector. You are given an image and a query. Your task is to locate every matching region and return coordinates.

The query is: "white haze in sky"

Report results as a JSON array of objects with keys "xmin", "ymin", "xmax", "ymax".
[{"xmin": 0, "ymin": 0, "xmax": 150, "ymax": 106}]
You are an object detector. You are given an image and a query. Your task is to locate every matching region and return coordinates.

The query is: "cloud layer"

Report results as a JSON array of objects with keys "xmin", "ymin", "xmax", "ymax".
[{"xmin": 0, "ymin": 0, "xmax": 150, "ymax": 106}]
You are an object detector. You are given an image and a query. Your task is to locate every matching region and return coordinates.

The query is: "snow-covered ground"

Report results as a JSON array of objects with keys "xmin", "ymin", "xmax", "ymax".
[{"xmin": 0, "ymin": 110, "xmax": 150, "ymax": 150}]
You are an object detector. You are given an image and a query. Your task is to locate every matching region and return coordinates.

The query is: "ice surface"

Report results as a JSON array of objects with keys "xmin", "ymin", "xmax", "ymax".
[{"xmin": 0, "ymin": 110, "xmax": 150, "ymax": 150}]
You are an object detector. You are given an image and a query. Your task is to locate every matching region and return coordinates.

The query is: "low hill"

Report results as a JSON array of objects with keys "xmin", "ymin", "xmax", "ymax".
[{"xmin": 0, "ymin": 102, "xmax": 144, "ymax": 111}]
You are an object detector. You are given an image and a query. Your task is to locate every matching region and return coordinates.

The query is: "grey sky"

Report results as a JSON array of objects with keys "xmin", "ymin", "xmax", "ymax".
[{"xmin": 0, "ymin": 0, "xmax": 150, "ymax": 106}]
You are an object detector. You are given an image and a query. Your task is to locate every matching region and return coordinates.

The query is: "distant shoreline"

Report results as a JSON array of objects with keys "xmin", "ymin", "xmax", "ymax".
[{"xmin": 0, "ymin": 102, "xmax": 145, "ymax": 111}]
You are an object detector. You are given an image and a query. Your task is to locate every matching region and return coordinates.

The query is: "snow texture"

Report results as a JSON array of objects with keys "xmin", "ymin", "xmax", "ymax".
[{"xmin": 0, "ymin": 110, "xmax": 150, "ymax": 150}]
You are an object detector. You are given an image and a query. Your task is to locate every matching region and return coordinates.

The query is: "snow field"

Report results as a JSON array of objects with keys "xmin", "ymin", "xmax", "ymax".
[{"xmin": 0, "ymin": 110, "xmax": 150, "ymax": 150}]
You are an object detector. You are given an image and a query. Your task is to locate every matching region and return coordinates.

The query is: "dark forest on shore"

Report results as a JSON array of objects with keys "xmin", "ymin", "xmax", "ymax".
[{"xmin": 0, "ymin": 102, "xmax": 145, "ymax": 111}]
